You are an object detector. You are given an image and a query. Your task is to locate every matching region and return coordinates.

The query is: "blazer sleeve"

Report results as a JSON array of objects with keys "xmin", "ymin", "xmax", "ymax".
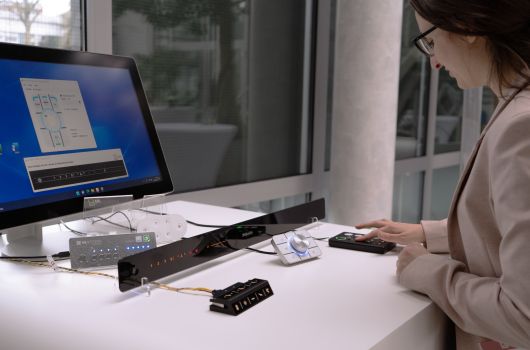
[
  {"xmin": 399, "ymin": 113, "xmax": 530, "ymax": 348},
  {"xmin": 420, "ymin": 219, "xmax": 449, "ymax": 253}
]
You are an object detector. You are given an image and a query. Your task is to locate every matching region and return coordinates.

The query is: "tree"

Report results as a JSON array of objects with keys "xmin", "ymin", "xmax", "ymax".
[
  {"xmin": 113, "ymin": 0, "xmax": 246, "ymax": 123},
  {"xmin": 1, "ymin": 0, "xmax": 43, "ymax": 45}
]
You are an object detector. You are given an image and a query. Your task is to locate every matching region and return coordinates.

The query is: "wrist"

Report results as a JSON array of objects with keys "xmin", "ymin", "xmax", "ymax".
[{"xmin": 420, "ymin": 220, "xmax": 450, "ymax": 253}]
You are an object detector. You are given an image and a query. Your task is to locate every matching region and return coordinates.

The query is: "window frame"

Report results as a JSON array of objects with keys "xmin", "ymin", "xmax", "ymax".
[
  {"xmin": 86, "ymin": 0, "xmax": 333, "ymax": 207},
  {"xmin": 394, "ymin": 61, "xmax": 484, "ymax": 220}
]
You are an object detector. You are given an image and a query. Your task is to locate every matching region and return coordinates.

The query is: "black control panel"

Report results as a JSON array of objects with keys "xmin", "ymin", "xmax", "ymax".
[
  {"xmin": 210, "ymin": 278, "xmax": 273, "ymax": 316},
  {"xmin": 329, "ymin": 232, "xmax": 396, "ymax": 254},
  {"xmin": 117, "ymin": 198, "xmax": 326, "ymax": 292}
]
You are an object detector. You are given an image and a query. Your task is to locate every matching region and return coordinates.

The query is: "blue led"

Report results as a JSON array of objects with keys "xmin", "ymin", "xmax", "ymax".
[{"xmin": 126, "ymin": 247, "xmax": 130, "ymax": 250}]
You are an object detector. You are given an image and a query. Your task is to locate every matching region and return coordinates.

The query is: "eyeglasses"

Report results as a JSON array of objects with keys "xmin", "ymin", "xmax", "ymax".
[{"xmin": 413, "ymin": 26, "xmax": 437, "ymax": 57}]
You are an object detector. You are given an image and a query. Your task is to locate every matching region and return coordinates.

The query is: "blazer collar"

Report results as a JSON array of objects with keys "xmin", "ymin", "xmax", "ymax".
[
  {"xmin": 448, "ymin": 86, "xmax": 524, "ymax": 219},
  {"xmin": 445, "ymin": 94, "xmax": 514, "ymax": 262}
]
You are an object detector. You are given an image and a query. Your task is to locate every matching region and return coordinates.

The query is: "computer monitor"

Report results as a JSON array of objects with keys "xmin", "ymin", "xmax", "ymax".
[{"xmin": 0, "ymin": 43, "xmax": 173, "ymax": 254}]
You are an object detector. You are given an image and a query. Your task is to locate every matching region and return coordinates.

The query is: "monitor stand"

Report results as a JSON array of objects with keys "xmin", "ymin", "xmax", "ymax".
[{"xmin": 1, "ymin": 223, "xmax": 69, "ymax": 257}]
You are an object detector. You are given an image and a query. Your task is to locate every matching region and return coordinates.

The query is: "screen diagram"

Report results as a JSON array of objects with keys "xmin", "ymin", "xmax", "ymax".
[{"xmin": 20, "ymin": 78, "xmax": 97, "ymax": 153}]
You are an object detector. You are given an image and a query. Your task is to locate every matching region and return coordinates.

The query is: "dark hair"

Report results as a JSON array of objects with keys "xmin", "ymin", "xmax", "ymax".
[{"xmin": 410, "ymin": 0, "xmax": 530, "ymax": 97}]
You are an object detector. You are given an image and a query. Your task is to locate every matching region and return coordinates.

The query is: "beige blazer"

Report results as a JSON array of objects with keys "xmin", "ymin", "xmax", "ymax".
[{"xmin": 399, "ymin": 89, "xmax": 530, "ymax": 350}]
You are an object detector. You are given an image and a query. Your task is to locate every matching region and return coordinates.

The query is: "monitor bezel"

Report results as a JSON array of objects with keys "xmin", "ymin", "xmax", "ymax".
[{"xmin": 0, "ymin": 42, "xmax": 173, "ymax": 230}]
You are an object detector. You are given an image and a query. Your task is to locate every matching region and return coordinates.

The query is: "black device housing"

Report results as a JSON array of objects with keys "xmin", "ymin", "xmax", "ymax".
[
  {"xmin": 328, "ymin": 232, "xmax": 396, "ymax": 254},
  {"xmin": 210, "ymin": 278, "xmax": 273, "ymax": 316},
  {"xmin": 118, "ymin": 198, "xmax": 325, "ymax": 292}
]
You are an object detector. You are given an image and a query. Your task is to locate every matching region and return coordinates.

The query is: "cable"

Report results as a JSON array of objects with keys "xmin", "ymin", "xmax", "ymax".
[
  {"xmin": 0, "ymin": 251, "xmax": 70, "ymax": 261},
  {"xmin": 211, "ymin": 238, "xmax": 277, "ymax": 256},
  {"xmin": 265, "ymin": 231, "xmax": 328, "ymax": 242},
  {"xmin": 148, "ymin": 282, "xmax": 213, "ymax": 296},
  {"xmin": 62, "ymin": 210, "xmax": 136, "ymax": 236},
  {"xmin": 186, "ymin": 220, "xmax": 229, "ymax": 229},
  {"xmin": 245, "ymin": 247, "xmax": 277, "ymax": 255},
  {"xmin": 89, "ymin": 211, "xmax": 134, "ymax": 231},
  {"xmin": 136, "ymin": 208, "xmax": 228, "ymax": 229},
  {"xmin": 6, "ymin": 258, "xmax": 213, "ymax": 296},
  {"xmin": 60, "ymin": 220, "xmax": 90, "ymax": 236},
  {"xmin": 137, "ymin": 208, "xmax": 167, "ymax": 216}
]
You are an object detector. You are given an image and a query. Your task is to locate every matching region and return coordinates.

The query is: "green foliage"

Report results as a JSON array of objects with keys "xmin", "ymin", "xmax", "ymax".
[
  {"xmin": 136, "ymin": 49, "xmax": 200, "ymax": 106},
  {"xmin": 113, "ymin": 0, "xmax": 206, "ymax": 35},
  {"xmin": 113, "ymin": 0, "xmax": 246, "ymax": 116},
  {"xmin": 112, "ymin": 0, "xmax": 245, "ymax": 30}
]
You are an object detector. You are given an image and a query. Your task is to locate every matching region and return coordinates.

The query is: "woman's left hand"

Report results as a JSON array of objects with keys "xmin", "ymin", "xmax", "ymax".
[{"xmin": 397, "ymin": 243, "xmax": 429, "ymax": 276}]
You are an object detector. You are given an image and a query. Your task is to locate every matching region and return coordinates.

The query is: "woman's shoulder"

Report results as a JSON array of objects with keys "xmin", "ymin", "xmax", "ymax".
[
  {"xmin": 500, "ymin": 88, "xmax": 530, "ymax": 116},
  {"xmin": 491, "ymin": 89, "xmax": 530, "ymax": 128},
  {"xmin": 486, "ymin": 90, "xmax": 530, "ymax": 146}
]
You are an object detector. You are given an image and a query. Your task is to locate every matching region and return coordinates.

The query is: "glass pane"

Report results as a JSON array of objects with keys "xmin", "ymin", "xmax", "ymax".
[
  {"xmin": 435, "ymin": 70, "xmax": 463, "ymax": 153},
  {"xmin": 431, "ymin": 166, "xmax": 459, "ymax": 219},
  {"xmin": 396, "ymin": 3, "xmax": 430, "ymax": 160},
  {"xmin": 481, "ymin": 87, "xmax": 498, "ymax": 131},
  {"xmin": 392, "ymin": 171, "xmax": 424, "ymax": 223},
  {"xmin": 112, "ymin": 0, "xmax": 312, "ymax": 193},
  {"xmin": 238, "ymin": 193, "xmax": 311, "ymax": 213},
  {"xmin": 0, "ymin": 0, "xmax": 83, "ymax": 50}
]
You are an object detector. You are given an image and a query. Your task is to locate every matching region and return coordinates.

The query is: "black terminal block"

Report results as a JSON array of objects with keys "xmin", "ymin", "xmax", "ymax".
[
  {"xmin": 329, "ymin": 232, "xmax": 396, "ymax": 254},
  {"xmin": 210, "ymin": 278, "xmax": 273, "ymax": 316},
  {"xmin": 225, "ymin": 225, "xmax": 266, "ymax": 240}
]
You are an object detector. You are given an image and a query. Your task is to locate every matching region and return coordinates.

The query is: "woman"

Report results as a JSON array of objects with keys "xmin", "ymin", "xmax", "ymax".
[{"xmin": 356, "ymin": 1, "xmax": 530, "ymax": 349}]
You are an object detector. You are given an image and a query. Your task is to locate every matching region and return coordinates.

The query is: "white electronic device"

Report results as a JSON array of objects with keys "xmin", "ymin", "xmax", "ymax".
[
  {"xmin": 271, "ymin": 229, "xmax": 322, "ymax": 265},
  {"xmin": 135, "ymin": 214, "xmax": 187, "ymax": 244},
  {"xmin": 69, "ymin": 232, "xmax": 157, "ymax": 269}
]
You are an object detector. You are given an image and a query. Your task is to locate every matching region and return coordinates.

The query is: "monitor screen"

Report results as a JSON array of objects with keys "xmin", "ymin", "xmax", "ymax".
[{"xmin": 0, "ymin": 43, "xmax": 173, "ymax": 231}]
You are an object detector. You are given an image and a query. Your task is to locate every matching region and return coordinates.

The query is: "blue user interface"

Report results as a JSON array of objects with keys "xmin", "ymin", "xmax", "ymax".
[{"xmin": 0, "ymin": 59, "xmax": 161, "ymax": 212}]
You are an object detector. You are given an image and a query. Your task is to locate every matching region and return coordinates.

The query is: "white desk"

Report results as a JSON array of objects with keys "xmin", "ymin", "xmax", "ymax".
[{"xmin": 0, "ymin": 201, "xmax": 449, "ymax": 350}]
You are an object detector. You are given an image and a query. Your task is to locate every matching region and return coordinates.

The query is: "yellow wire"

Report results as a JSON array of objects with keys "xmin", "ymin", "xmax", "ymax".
[{"xmin": 8, "ymin": 259, "xmax": 213, "ymax": 296}]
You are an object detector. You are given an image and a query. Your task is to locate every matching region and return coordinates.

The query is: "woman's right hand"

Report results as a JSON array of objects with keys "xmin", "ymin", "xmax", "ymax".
[{"xmin": 354, "ymin": 219, "xmax": 426, "ymax": 245}]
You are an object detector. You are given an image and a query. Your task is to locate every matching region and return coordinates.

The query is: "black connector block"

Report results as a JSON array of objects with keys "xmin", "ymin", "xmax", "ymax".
[{"xmin": 210, "ymin": 278, "xmax": 273, "ymax": 316}]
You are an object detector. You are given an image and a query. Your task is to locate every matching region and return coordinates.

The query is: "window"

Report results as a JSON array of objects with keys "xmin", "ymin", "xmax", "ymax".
[
  {"xmin": 435, "ymin": 70, "xmax": 462, "ymax": 154},
  {"xmin": 393, "ymin": 171, "xmax": 424, "ymax": 223},
  {"xmin": 394, "ymin": 3, "xmax": 463, "ymax": 221},
  {"xmin": 430, "ymin": 166, "xmax": 459, "ymax": 219},
  {"xmin": 395, "ymin": 5, "xmax": 430, "ymax": 161},
  {"xmin": 0, "ymin": 0, "xmax": 83, "ymax": 50},
  {"xmin": 112, "ymin": 0, "xmax": 314, "ymax": 193},
  {"xmin": 481, "ymin": 87, "xmax": 498, "ymax": 130},
  {"xmin": 324, "ymin": 0, "xmax": 337, "ymax": 172}
]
